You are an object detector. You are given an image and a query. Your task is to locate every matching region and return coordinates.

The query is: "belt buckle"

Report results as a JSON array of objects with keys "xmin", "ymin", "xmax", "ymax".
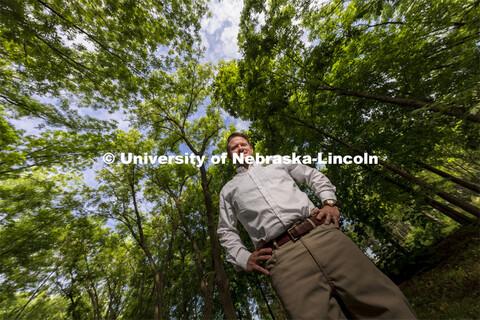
[{"xmin": 287, "ymin": 221, "xmax": 302, "ymax": 242}]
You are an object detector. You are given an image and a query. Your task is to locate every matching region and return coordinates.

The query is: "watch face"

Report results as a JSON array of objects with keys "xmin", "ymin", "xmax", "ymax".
[{"xmin": 326, "ymin": 200, "xmax": 337, "ymax": 206}]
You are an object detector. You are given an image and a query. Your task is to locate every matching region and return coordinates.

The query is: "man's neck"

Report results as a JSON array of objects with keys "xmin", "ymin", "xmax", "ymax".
[{"xmin": 236, "ymin": 162, "xmax": 255, "ymax": 173}]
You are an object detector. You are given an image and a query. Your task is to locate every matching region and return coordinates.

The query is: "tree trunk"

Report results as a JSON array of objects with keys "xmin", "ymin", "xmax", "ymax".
[
  {"xmin": 445, "ymin": 160, "xmax": 480, "ymax": 182},
  {"xmin": 154, "ymin": 273, "xmax": 163, "ymax": 320},
  {"xmin": 137, "ymin": 270, "xmax": 146, "ymax": 320},
  {"xmin": 297, "ymin": 129, "xmax": 475, "ymax": 224},
  {"xmin": 365, "ymin": 166, "xmax": 475, "ymax": 225},
  {"xmin": 13, "ymin": 267, "xmax": 57, "ymax": 320},
  {"xmin": 283, "ymin": 114, "xmax": 480, "ymax": 218},
  {"xmin": 157, "ymin": 108, "xmax": 237, "ymax": 317},
  {"xmin": 129, "ymin": 180, "xmax": 168, "ymax": 320},
  {"xmin": 383, "ymin": 161, "xmax": 480, "ymax": 217},
  {"xmin": 173, "ymin": 199, "xmax": 214, "ymax": 320},
  {"xmin": 322, "ymin": 85, "xmax": 480, "ymax": 123},
  {"xmin": 421, "ymin": 210, "xmax": 447, "ymax": 226},
  {"xmin": 82, "ymin": 250, "xmax": 100, "ymax": 320},
  {"xmin": 285, "ymin": 51, "xmax": 480, "ymax": 123},
  {"xmin": 158, "ymin": 229, "xmax": 176, "ymax": 320},
  {"xmin": 417, "ymin": 162, "xmax": 480, "ymax": 194},
  {"xmin": 199, "ymin": 165, "xmax": 237, "ymax": 320},
  {"xmin": 202, "ymin": 275, "xmax": 215, "ymax": 320},
  {"xmin": 254, "ymin": 274, "xmax": 276, "ymax": 320}
]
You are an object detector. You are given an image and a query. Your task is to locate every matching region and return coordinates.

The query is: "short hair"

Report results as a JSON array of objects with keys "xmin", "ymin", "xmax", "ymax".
[{"xmin": 226, "ymin": 132, "xmax": 252, "ymax": 154}]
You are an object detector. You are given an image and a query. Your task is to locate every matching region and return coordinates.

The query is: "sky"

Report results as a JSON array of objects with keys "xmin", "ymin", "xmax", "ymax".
[
  {"xmin": 200, "ymin": 0, "xmax": 251, "ymax": 131},
  {"xmin": 201, "ymin": 0, "xmax": 244, "ymax": 62}
]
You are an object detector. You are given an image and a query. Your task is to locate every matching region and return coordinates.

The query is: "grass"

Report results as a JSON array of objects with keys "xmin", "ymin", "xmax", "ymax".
[{"xmin": 399, "ymin": 223, "xmax": 480, "ymax": 320}]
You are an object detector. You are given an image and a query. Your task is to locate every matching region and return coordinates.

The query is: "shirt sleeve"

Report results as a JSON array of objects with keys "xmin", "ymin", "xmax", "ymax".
[
  {"xmin": 284, "ymin": 163, "xmax": 337, "ymax": 203},
  {"xmin": 217, "ymin": 190, "xmax": 251, "ymax": 272}
]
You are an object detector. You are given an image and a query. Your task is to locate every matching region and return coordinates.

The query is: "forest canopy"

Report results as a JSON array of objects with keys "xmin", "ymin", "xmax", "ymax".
[{"xmin": 1, "ymin": 0, "xmax": 479, "ymax": 319}]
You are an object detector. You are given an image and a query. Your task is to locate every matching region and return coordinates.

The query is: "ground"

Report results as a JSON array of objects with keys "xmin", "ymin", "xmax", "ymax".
[{"xmin": 400, "ymin": 223, "xmax": 480, "ymax": 320}]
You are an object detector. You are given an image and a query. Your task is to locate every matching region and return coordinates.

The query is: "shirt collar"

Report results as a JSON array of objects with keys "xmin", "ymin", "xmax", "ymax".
[{"xmin": 236, "ymin": 162, "xmax": 255, "ymax": 174}]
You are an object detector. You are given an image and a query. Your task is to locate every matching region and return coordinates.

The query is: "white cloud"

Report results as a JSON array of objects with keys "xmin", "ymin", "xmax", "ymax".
[
  {"xmin": 8, "ymin": 117, "xmax": 45, "ymax": 136},
  {"xmin": 201, "ymin": 0, "xmax": 243, "ymax": 61},
  {"xmin": 234, "ymin": 118, "xmax": 251, "ymax": 131},
  {"xmin": 56, "ymin": 25, "xmax": 96, "ymax": 52},
  {"xmin": 220, "ymin": 109, "xmax": 251, "ymax": 132},
  {"xmin": 78, "ymin": 107, "xmax": 131, "ymax": 132},
  {"xmin": 219, "ymin": 24, "xmax": 240, "ymax": 59},
  {"xmin": 254, "ymin": 11, "xmax": 266, "ymax": 32}
]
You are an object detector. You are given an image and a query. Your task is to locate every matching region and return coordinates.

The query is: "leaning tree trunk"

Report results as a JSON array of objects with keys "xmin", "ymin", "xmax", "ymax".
[
  {"xmin": 284, "ymin": 51, "xmax": 480, "ymax": 123},
  {"xmin": 158, "ymin": 229, "xmax": 176, "ymax": 320},
  {"xmin": 322, "ymin": 85, "xmax": 480, "ymax": 123},
  {"xmin": 283, "ymin": 114, "xmax": 480, "ymax": 218},
  {"xmin": 362, "ymin": 164, "xmax": 475, "ymax": 225},
  {"xmin": 416, "ymin": 162, "xmax": 480, "ymax": 194}
]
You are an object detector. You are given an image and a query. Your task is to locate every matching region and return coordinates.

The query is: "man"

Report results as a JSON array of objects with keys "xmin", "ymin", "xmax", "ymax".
[{"xmin": 217, "ymin": 132, "xmax": 417, "ymax": 319}]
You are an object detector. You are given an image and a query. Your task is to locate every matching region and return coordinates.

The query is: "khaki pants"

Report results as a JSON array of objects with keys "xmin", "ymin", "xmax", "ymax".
[{"xmin": 266, "ymin": 223, "xmax": 417, "ymax": 320}]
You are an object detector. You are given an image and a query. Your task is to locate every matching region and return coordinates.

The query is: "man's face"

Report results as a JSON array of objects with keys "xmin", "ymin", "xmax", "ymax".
[{"xmin": 227, "ymin": 136, "xmax": 253, "ymax": 160}]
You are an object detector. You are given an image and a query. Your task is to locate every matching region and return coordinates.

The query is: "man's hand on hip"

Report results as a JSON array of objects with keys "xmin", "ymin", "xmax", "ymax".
[
  {"xmin": 246, "ymin": 244, "xmax": 272, "ymax": 276},
  {"xmin": 311, "ymin": 206, "xmax": 341, "ymax": 229}
]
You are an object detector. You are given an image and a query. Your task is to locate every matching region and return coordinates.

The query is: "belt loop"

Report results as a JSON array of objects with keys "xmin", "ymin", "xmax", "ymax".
[
  {"xmin": 273, "ymin": 240, "xmax": 280, "ymax": 250},
  {"xmin": 306, "ymin": 218, "xmax": 316, "ymax": 229}
]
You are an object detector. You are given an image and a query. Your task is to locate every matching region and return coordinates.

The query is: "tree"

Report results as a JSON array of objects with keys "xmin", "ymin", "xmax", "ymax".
[
  {"xmin": 1, "ymin": 1, "xmax": 212, "ymax": 317},
  {"xmin": 93, "ymin": 130, "xmax": 177, "ymax": 320},
  {"xmin": 145, "ymin": 163, "xmax": 217, "ymax": 320},
  {"xmin": 0, "ymin": 168, "xmax": 79, "ymax": 319},
  {"xmin": 136, "ymin": 59, "xmax": 238, "ymax": 319},
  {"xmin": 1, "ymin": 0, "xmax": 206, "ymax": 126}
]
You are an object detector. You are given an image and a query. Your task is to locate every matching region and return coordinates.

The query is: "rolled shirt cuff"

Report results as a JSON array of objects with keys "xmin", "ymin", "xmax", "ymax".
[
  {"xmin": 318, "ymin": 191, "xmax": 337, "ymax": 204},
  {"xmin": 234, "ymin": 249, "xmax": 251, "ymax": 272}
]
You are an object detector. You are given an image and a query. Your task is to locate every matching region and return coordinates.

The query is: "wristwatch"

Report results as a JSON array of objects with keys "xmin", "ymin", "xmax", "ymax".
[{"xmin": 323, "ymin": 199, "xmax": 338, "ymax": 207}]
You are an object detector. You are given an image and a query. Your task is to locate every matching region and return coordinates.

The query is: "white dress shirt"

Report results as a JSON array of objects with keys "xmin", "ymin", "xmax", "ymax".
[{"xmin": 217, "ymin": 163, "xmax": 337, "ymax": 271}]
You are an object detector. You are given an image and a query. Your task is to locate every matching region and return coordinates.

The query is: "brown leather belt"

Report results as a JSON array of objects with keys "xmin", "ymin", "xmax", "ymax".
[{"xmin": 264, "ymin": 214, "xmax": 326, "ymax": 249}]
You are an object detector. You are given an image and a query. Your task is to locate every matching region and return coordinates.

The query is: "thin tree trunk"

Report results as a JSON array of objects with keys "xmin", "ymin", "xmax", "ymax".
[
  {"xmin": 283, "ymin": 114, "xmax": 480, "ymax": 218},
  {"xmin": 284, "ymin": 51, "xmax": 480, "ymax": 123},
  {"xmin": 254, "ymin": 274, "xmax": 276, "ymax": 320},
  {"xmin": 13, "ymin": 266, "xmax": 58, "ymax": 320},
  {"xmin": 149, "ymin": 88, "xmax": 237, "ymax": 317},
  {"xmin": 173, "ymin": 199, "xmax": 214, "ymax": 320},
  {"xmin": 144, "ymin": 283, "xmax": 156, "ymax": 319},
  {"xmin": 383, "ymin": 160, "xmax": 480, "ymax": 218},
  {"xmin": 203, "ymin": 274, "xmax": 215, "ymax": 320},
  {"xmin": 128, "ymin": 178, "xmax": 168, "ymax": 320},
  {"xmin": 158, "ymin": 229, "xmax": 176, "ymax": 320},
  {"xmin": 445, "ymin": 160, "xmax": 480, "ymax": 181},
  {"xmin": 417, "ymin": 162, "xmax": 480, "ymax": 194},
  {"xmin": 421, "ymin": 210, "xmax": 447, "ymax": 226},
  {"xmin": 155, "ymin": 110, "xmax": 237, "ymax": 317},
  {"xmin": 137, "ymin": 270, "xmax": 146, "ymax": 320},
  {"xmin": 366, "ymin": 167, "xmax": 475, "ymax": 224},
  {"xmin": 83, "ymin": 250, "xmax": 100, "ymax": 319},
  {"xmin": 199, "ymin": 165, "xmax": 238, "ymax": 320},
  {"xmin": 323, "ymin": 86, "xmax": 480, "ymax": 123},
  {"xmin": 303, "ymin": 136, "xmax": 474, "ymax": 224}
]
